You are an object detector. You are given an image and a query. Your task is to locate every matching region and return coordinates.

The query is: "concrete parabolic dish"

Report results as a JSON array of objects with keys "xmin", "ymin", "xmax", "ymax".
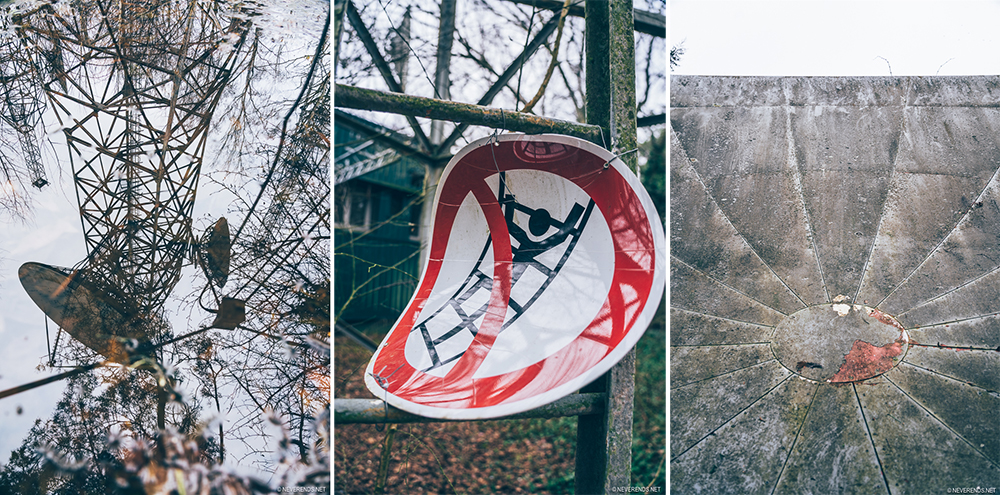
[
  {"xmin": 671, "ymin": 76, "xmax": 1000, "ymax": 493},
  {"xmin": 365, "ymin": 133, "xmax": 665, "ymax": 419}
]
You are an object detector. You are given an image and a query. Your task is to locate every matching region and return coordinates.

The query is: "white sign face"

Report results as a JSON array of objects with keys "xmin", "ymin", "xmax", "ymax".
[{"xmin": 365, "ymin": 134, "xmax": 665, "ymax": 419}]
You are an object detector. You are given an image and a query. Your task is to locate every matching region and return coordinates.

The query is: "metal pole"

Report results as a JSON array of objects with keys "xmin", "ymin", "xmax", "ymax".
[{"xmin": 430, "ymin": 0, "xmax": 458, "ymax": 143}]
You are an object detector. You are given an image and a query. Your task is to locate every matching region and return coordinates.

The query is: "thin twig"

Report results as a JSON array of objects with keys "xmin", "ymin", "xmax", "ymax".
[{"xmin": 521, "ymin": 0, "xmax": 572, "ymax": 114}]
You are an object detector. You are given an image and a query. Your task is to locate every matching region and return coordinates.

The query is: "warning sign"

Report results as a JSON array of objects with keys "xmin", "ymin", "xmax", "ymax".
[{"xmin": 364, "ymin": 133, "xmax": 665, "ymax": 419}]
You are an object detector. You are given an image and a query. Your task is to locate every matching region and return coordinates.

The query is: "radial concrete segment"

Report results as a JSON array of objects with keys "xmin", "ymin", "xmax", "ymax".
[
  {"xmin": 671, "ymin": 129, "xmax": 806, "ymax": 315},
  {"xmin": 671, "ymin": 376, "xmax": 816, "ymax": 495},
  {"xmin": 671, "ymin": 360, "xmax": 791, "ymax": 456},
  {"xmin": 671, "ymin": 76, "xmax": 1000, "ymax": 493},
  {"xmin": 671, "ymin": 343, "xmax": 773, "ymax": 388},
  {"xmin": 671, "ymin": 103, "xmax": 828, "ymax": 306},
  {"xmin": 670, "ymin": 309, "xmax": 773, "ymax": 347}
]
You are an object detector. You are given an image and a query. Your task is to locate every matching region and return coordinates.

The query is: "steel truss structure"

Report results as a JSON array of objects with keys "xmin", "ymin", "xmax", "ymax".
[
  {"xmin": 0, "ymin": 27, "xmax": 47, "ymax": 189},
  {"xmin": 16, "ymin": 0, "xmax": 251, "ymax": 315}
]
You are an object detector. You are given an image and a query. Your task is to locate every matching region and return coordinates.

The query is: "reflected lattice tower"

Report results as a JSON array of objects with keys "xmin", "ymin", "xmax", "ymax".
[
  {"xmin": 0, "ymin": 26, "xmax": 46, "ymax": 188},
  {"xmin": 17, "ymin": 0, "xmax": 250, "ymax": 314}
]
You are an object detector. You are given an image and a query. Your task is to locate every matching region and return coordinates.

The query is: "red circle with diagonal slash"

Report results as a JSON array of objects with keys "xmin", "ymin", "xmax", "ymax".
[{"xmin": 365, "ymin": 133, "xmax": 663, "ymax": 419}]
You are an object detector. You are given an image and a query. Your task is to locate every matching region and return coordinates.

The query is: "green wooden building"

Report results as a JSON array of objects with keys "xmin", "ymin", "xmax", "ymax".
[{"xmin": 334, "ymin": 111, "xmax": 426, "ymax": 323}]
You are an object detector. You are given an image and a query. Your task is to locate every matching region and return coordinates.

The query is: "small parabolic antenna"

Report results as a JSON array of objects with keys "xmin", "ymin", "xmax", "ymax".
[
  {"xmin": 200, "ymin": 217, "xmax": 231, "ymax": 289},
  {"xmin": 19, "ymin": 262, "xmax": 151, "ymax": 363}
]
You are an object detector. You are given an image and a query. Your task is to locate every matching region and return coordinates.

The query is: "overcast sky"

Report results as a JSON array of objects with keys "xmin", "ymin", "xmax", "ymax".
[{"xmin": 671, "ymin": 0, "xmax": 1000, "ymax": 76}]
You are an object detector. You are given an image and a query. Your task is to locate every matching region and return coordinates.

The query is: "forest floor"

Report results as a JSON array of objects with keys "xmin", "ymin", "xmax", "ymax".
[{"xmin": 333, "ymin": 301, "xmax": 665, "ymax": 494}]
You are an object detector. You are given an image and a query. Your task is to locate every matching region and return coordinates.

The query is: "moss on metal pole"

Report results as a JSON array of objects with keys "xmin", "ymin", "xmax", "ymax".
[{"xmin": 335, "ymin": 84, "xmax": 603, "ymax": 145}]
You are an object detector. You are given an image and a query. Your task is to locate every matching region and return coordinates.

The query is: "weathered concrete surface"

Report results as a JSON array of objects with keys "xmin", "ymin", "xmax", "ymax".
[{"xmin": 671, "ymin": 76, "xmax": 1000, "ymax": 493}]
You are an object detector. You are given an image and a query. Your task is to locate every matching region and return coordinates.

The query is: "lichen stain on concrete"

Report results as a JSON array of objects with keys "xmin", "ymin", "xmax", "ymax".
[{"xmin": 829, "ymin": 339, "xmax": 905, "ymax": 383}]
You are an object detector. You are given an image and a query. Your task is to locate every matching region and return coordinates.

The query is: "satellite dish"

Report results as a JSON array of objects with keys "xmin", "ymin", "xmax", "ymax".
[
  {"xmin": 201, "ymin": 217, "xmax": 231, "ymax": 288},
  {"xmin": 19, "ymin": 262, "xmax": 150, "ymax": 363}
]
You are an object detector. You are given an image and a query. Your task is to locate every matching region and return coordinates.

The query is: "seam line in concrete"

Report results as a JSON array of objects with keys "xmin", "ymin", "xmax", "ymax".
[
  {"xmin": 898, "ymin": 360, "xmax": 998, "ymax": 395},
  {"xmin": 907, "ymin": 310, "xmax": 1000, "ymax": 329},
  {"xmin": 854, "ymin": 88, "xmax": 908, "ymax": 305},
  {"xmin": 670, "ymin": 342, "xmax": 772, "ymax": 348},
  {"xmin": 768, "ymin": 382, "xmax": 821, "ymax": 495},
  {"xmin": 669, "ymin": 127, "xmax": 808, "ymax": 309},
  {"xmin": 670, "ymin": 306, "xmax": 778, "ymax": 329},
  {"xmin": 853, "ymin": 382, "xmax": 893, "ymax": 495},
  {"xmin": 884, "ymin": 372, "xmax": 1000, "ymax": 470},
  {"xmin": 670, "ymin": 371, "xmax": 793, "ymax": 462},
  {"xmin": 907, "ymin": 342, "xmax": 1000, "ymax": 352},
  {"xmin": 670, "ymin": 358, "xmax": 779, "ymax": 391},
  {"xmin": 877, "ymin": 145, "xmax": 1000, "ymax": 309},
  {"xmin": 783, "ymin": 101, "xmax": 830, "ymax": 303},
  {"xmin": 672, "ymin": 254, "xmax": 790, "ymax": 318},
  {"xmin": 897, "ymin": 265, "xmax": 1000, "ymax": 318}
]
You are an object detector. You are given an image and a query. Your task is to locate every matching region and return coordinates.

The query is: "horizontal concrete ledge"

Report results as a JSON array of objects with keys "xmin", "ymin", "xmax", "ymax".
[
  {"xmin": 335, "ymin": 392, "xmax": 605, "ymax": 424},
  {"xmin": 335, "ymin": 84, "xmax": 604, "ymax": 143},
  {"xmin": 671, "ymin": 75, "xmax": 1000, "ymax": 108}
]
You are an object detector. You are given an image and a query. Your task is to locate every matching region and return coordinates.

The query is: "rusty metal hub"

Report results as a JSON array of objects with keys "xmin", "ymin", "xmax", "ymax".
[{"xmin": 770, "ymin": 302, "xmax": 909, "ymax": 383}]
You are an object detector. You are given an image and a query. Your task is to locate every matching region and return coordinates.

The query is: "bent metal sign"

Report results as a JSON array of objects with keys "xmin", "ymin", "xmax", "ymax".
[{"xmin": 365, "ymin": 133, "xmax": 665, "ymax": 419}]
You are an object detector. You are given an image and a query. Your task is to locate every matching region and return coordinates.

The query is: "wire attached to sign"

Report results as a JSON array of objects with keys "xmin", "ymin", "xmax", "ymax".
[
  {"xmin": 603, "ymin": 147, "xmax": 638, "ymax": 169},
  {"xmin": 487, "ymin": 109, "xmax": 516, "ymax": 202}
]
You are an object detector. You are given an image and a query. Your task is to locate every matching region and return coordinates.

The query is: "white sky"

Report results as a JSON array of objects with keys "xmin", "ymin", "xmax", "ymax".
[{"xmin": 671, "ymin": 0, "xmax": 1000, "ymax": 76}]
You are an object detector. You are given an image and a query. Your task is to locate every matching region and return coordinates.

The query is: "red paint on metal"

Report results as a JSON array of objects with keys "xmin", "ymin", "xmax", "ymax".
[{"xmin": 829, "ymin": 339, "xmax": 905, "ymax": 383}]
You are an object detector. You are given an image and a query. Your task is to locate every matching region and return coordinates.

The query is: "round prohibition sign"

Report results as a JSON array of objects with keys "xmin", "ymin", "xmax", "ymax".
[{"xmin": 364, "ymin": 133, "xmax": 665, "ymax": 419}]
